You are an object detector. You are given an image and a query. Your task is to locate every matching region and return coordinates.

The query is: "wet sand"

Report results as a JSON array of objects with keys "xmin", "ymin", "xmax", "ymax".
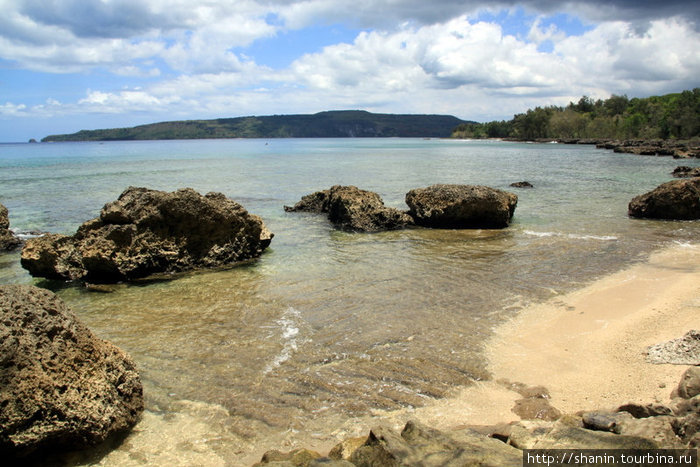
[{"xmin": 403, "ymin": 242, "xmax": 700, "ymax": 430}]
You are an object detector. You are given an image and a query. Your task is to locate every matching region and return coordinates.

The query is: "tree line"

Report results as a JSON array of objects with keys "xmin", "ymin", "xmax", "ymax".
[{"xmin": 452, "ymin": 88, "xmax": 700, "ymax": 141}]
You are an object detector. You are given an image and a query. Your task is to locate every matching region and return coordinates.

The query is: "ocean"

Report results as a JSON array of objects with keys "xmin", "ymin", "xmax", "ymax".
[{"xmin": 0, "ymin": 138, "xmax": 698, "ymax": 464}]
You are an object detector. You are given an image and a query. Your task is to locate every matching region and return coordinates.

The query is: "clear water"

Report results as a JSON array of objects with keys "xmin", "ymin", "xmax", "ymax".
[{"xmin": 1, "ymin": 139, "xmax": 698, "ymax": 464}]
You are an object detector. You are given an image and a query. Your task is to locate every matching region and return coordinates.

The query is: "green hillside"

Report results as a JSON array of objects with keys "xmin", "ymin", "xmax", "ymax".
[
  {"xmin": 452, "ymin": 88, "xmax": 700, "ymax": 140},
  {"xmin": 42, "ymin": 111, "xmax": 472, "ymax": 141}
]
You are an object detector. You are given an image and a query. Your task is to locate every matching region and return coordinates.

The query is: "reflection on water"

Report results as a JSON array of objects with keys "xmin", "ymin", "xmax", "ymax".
[{"xmin": 1, "ymin": 139, "xmax": 699, "ymax": 464}]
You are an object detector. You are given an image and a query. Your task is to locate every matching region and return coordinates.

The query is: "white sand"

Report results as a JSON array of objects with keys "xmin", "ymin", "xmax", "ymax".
[{"xmin": 401, "ymin": 243, "xmax": 700, "ymax": 430}]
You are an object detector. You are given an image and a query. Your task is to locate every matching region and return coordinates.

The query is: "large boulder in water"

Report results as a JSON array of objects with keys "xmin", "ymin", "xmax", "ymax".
[
  {"xmin": 0, "ymin": 203, "xmax": 21, "ymax": 251},
  {"xmin": 0, "ymin": 285, "xmax": 143, "ymax": 459},
  {"xmin": 405, "ymin": 184, "xmax": 518, "ymax": 228},
  {"xmin": 21, "ymin": 187, "xmax": 273, "ymax": 283},
  {"xmin": 628, "ymin": 178, "xmax": 700, "ymax": 220},
  {"xmin": 285, "ymin": 185, "xmax": 413, "ymax": 232}
]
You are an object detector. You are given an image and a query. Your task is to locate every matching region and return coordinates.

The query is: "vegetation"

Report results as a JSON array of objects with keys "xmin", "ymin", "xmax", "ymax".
[
  {"xmin": 452, "ymin": 88, "xmax": 700, "ymax": 141},
  {"xmin": 42, "ymin": 111, "xmax": 472, "ymax": 141}
]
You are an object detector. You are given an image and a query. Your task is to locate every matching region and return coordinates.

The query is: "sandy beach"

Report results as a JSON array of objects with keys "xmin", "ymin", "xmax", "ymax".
[{"xmin": 401, "ymin": 242, "xmax": 700, "ymax": 431}]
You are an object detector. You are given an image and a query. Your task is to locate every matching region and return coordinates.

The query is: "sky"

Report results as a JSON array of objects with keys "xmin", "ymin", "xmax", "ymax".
[{"xmin": 1, "ymin": 0, "xmax": 699, "ymax": 142}]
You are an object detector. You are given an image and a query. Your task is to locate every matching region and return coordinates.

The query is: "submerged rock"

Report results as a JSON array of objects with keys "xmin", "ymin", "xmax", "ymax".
[
  {"xmin": 0, "ymin": 285, "xmax": 143, "ymax": 459},
  {"xmin": 405, "ymin": 184, "xmax": 518, "ymax": 229},
  {"xmin": 628, "ymin": 178, "xmax": 700, "ymax": 220},
  {"xmin": 21, "ymin": 187, "xmax": 273, "ymax": 283},
  {"xmin": 285, "ymin": 186, "xmax": 413, "ymax": 232},
  {"xmin": 510, "ymin": 181, "xmax": 534, "ymax": 188},
  {"xmin": 0, "ymin": 203, "xmax": 21, "ymax": 251}
]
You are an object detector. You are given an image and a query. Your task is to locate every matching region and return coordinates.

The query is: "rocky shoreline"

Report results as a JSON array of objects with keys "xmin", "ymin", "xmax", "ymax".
[
  {"xmin": 504, "ymin": 137, "xmax": 700, "ymax": 159},
  {"xmin": 251, "ymin": 367, "xmax": 700, "ymax": 466}
]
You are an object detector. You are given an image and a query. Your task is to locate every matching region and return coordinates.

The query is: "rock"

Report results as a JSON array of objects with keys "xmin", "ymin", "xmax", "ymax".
[
  {"xmin": 616, "ymin": 403, "xmax": 673, "ymax": 418},
  {"xmin": 673, "ymin": 367, "xmax": 700, "ymax": 399},
  {"xmin": 671, "ymin": 395, "xmax": 700, "ymax": 417},
  {"xmin": 510, "ymin": 181, "xmax": 534, "ymax": 188},
  {"xmin": 516, "ymin": 418, "xmax": 659, "ymax": 450},
  {"xmin": 614, "ymin": 416, "xmax": 683, "ymax": 447},
  {"xmin": 326, "ymin": 186, "xmax": 413, "ymax": 232},
  {"xmin": 0, "ymin": 285, "xmax": 143, "ymax": 459},
  {"xmin": 285, "ymin": 186, "xmax": 413, "ymax": 232},
  {"xmin": 628, "ymin": 178, "xmax": 700, "ymax": 220},
  {"xmin": 582, "ymin": 411, "xmax": 633, "ymax": 433},
  {"xmin": 672, "ymin": 166, "xmax": 700, "ymax": 178},
  {"xmin": 0, "ymin": 203, "xmax": 21, "ymax": 251},
  {"xmin": 512, "ymin": 398, "xmax": 562, "ymax": 421},
  {"xmin": 254, "ymin": 448, "xmax": 323, "ymax": 467},
  {"xmin": 646, "ymin": 330, "xmax": 700, "ymax": 365},
  {"xmin": 328, "ymin": 436, "xmax": 367, "ymax": 461},
  {"xmin": 284, "ymin": 190, "xmax": 330, "ymax": 213},
  {"xmin": 405, "ymin": 184, "xmax": 517, "ymax": 229},
  {"xmin": 349, "ymin": 420, "xmax": 522, "ymax": 467},
  {"xmin": 20, "ymin": 187, "xmax": 273, "ymax": 283}
]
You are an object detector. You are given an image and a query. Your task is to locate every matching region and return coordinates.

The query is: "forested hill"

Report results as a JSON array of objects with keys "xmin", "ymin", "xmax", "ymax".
[
  {"xmin": 452, "ymin": 88, "xmax": 700, "ymax": 141},
  {"xmin": 42, "ymin": 111, "xmax": 472, "ymax": 141}
]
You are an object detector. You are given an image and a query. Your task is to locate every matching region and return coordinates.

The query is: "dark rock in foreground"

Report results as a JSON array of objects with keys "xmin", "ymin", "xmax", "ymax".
[
  {"xmin": 21, "ymin": 187, "xmax": 273, "ymax": 283},
  {"xmin": 285, "ymin": 186, "xmax": 413, "ymax": 232},
  {"xmin": 0, "ymin": 285, "xmax": 143, "ymax": 459},
  {"xmin": 0, "ymin": 203, "xmax": 21, "ymax": 251},
  {"xmin": 405, "ymin": 184, "xmax": 518, "ymax": 229},
  {"xmin": 628, "ymin": 178, "xmax": 700, "ymax": 220}
]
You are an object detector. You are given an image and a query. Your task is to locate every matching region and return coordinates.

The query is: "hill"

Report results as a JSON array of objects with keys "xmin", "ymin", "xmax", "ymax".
[{"xmin": 42, "ymin": 111, "xmax": 472, "ymax": 141}]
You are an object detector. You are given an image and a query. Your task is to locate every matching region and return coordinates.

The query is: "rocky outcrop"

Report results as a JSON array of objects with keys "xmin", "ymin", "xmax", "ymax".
[
  {"xmin": 285, "ymin": 186, "xmax": 413, "ymax": 232},
  {"xmin": 0, "ymin": 285, "xmax": 143, "ymax": 459},
  {"xmin": 672, "ymin": 166, "xmax": 700, "ymax": 178},
  {"xmin": 255, "ymin": 366, "xmax": 700, "ymax": 466},
  {"xmin": 0, "ymin": 203, "xmax": 21, "ymax": 251},
  {"xmin": 20, "ymin": 187, "xmax": 273, "ymax": 283},
  {"xmin": 405, "ymin": 184, "xmax": 517, "ymax": 229},
  {"xmin": 510, "ymin": 181, "xmax": 534, "ymax": 188},
  {"xmin": 628, "ymin": 178, "xmax": 700, "ymax": 220}
]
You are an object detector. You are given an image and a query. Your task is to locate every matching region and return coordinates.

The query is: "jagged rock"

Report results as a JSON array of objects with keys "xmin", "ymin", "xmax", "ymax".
[
  {"xmin": 673, "ymin": 367, "xmax": 700, "ymax": 399},
  {"xmin": 671, "ymin": 395, "xmax": 700, "ymax": 417},
  {"xmin": 614, "ymin": 416, "xmax": 683, "ymax": 447},
  {"xmin": 20, "ymin": 187, "xmax": 273, "ymax": 283},
  {"xmin": 672, "ymin": 166, "xmax": 700, "ymax": 178},
  {"xmin": 0, "ymin": 285, "xmax": 143, "ymax": 459},
  {"xmin": 628, "ymin": 178, "xmax": 700, "ymax": 220},
  {"xmin": 284, "ymin": 190, "xmax": 330, "ymax": 213},
  {"xmin": 646, "ymin": 330, "xmax": 700, "ymax": 365},
  {"xmin": 285, "ymin": 186, "xmax": 413, "ymax": 232},
  {"xmin": 349, "ymin": 420, "xmax": 522, "ymax": 467},
  {"xmin": 326, "ymin": 186, "xmax": 413, "ymax": 232},
  {"xmin": 0, "ymin": 203, "xmax": 21, "ymax": 251},
  {"xmin": 405, "ymin": 184, "xmax": 517, "ymax": 228}
]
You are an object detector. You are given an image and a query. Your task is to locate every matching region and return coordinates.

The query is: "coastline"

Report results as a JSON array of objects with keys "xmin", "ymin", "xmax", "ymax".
[{"xmin": 392, "ymin": 241, "xmax": 700, "ymax": 431}]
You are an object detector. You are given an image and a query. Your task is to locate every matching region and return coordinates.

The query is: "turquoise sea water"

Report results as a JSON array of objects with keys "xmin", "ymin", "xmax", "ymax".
[{"xmin": 1, "ymin": 138, "xmax": 698, "ymax": 464}]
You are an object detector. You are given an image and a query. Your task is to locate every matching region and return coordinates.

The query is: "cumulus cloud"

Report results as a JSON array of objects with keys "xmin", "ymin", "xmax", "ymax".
[{"xmin": 1, "ymin": 0, "xmax": 699, "ymax": 138}]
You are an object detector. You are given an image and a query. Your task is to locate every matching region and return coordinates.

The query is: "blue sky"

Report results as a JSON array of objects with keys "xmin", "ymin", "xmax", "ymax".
[{"xmin": 0, "ymin": 0, "xmax": 699, "ymax": 142}]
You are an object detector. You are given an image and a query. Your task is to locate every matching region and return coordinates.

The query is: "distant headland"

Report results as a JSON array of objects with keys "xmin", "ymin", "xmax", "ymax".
[{"xmin": 41, "ymin": 110, "xmax": 474, "ymax": 142}]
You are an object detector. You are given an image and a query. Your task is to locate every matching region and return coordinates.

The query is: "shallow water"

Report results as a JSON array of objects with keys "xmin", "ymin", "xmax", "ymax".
[{"xmin": 1, "ymin": 139, "xmax": 698, "ymax": 464}]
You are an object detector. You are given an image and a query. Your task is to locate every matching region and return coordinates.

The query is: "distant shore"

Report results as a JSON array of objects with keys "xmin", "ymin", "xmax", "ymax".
[
  {"xmin": 391, "ymin": 242, "xmax": 700, "ymax": 430},
  {"xmin": 501, "ymin": 137, "xmax": 700, "ymax": 159}
]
